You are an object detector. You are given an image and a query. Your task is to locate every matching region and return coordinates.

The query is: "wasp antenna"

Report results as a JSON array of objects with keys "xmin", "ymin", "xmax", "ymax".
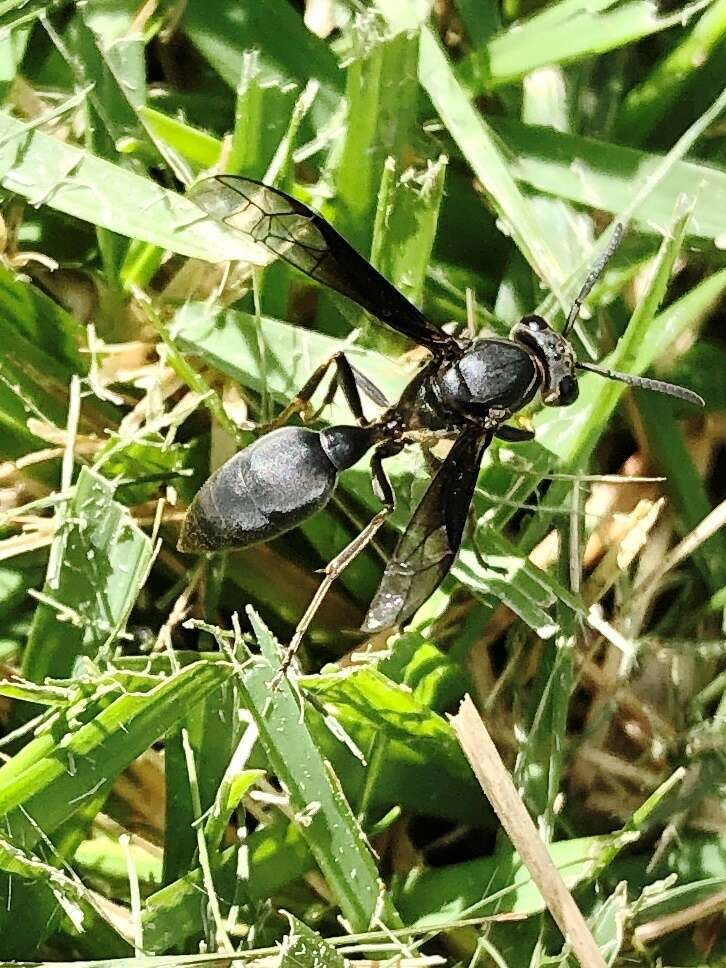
[
  {"xmin": 575, "ymin": 360, "xmax": 705, "ymax": 407},
  {"xmin": 563, "ymin": 223, "xmax": 625, "ymax": 337}
]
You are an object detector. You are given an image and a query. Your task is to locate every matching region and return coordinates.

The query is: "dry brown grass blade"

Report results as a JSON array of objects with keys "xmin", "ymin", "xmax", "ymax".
[
  {"xmin": 633, "ymin": 497, "xmax": 726, "ymax": 599},
  {"xmin": 451, "ymin": 695, "xmax": 607, "ymax": 968},
  {"xmin": 634, "ymin": 886, "xmax": 726, "ymax": 945}
]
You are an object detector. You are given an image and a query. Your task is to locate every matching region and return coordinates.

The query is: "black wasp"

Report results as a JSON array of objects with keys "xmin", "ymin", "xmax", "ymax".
[{"xmin": 179, "ymin": 176, "xmax": 703, "ymax": 639}]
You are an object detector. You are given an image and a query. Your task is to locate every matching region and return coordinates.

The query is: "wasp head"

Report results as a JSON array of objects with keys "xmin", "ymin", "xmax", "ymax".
[{"xmin": 511, "ymin": 314, "xmax": 579, "ymax": 407}]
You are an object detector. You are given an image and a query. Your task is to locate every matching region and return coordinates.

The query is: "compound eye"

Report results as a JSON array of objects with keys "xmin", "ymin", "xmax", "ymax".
[
  {"xmin": 558, "ymin": 374, "xmax": 578, "ymax": 405},
  {"xmin": 521, "ymin": 314, "xmax": 545, "ymax": 331}
]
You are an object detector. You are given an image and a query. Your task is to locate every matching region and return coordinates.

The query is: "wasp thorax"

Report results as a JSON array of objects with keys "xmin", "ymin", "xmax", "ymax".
[{"xmin": 511, "ymin": 315, "xmax": 579, "ymax": 407}]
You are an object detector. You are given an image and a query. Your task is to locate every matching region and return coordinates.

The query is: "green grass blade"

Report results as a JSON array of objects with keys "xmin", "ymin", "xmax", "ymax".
[
  {"xmin": 280, "ymin": 915, "xmax": 346, "ymax": 968},
  {"xmin": 0, "ymin": 263, "xmax": 111, "ymax": 465},
  {"xmin": 376, "ymin": 630, "xmax": 468, "ymax": 712},
  {"xmin": 181, "ymin": 0, "xmax": 341, "ymax": 118},
  {"xmin": 73, "ymin": 833, "xmax": 161, "ymax": 891},
  {"xmin": 119, "ymin": 238, "xmax": 165, "ymax": 290},
  {"xmin": 590, "ymin": 769, "xmax": 691, "ymax": 881},
  {"xmin": 0, "ymin": 262, "xmax": 85, "ymax": 369},
  {"xmin": 66, "ymin": 11, "xmax": 145, "ymax": 285},
  {"xmin": 0, "ymin": 661, "xmax": 228, "ymax": 846},
  {"xmin": 514, "ymin": 634, "xmax": 573, "ymax": 841},
  {"xmin": 0, "ymin": 0, "xmax": 58, "ymax": 32},
  {"xmin": 304, "ymin": 666, "xmax": 483, "ymax": 822},
  {"xmin": 588, "ymin": 882, "xmax": 627, "ymax": 965},
  {"xmin": 303, "ymin": 668, "xmax": 478, "ymax": 799},
  {"xmin": 460, "ymin": 0, "xmax": 714, "ymax": 92},
  {"xmin": 23, "ymin": 468, "xmax": 154, "ymax": 681},
  {"xmin": 396, "ymin": 833, "xmax": 622, "ymax": 925},
  {"xmin": 139, "ymin": 106, "xmax": 221, "ymax": 170},
  {"xmin": 162, "ymin": 680, "xmax": 240, "ymax": 886},
  {"xmin": 241, "ymin": 607, "xmax": 401, "ymax": 932},
  {"xmin": 373, "ymin": 155, "xmax": 448, "ymax": 314},
  {"xmin": 141, "ymin": 821, "xmax": 312, "ymax": 951},
  {"xmin": 0, "ymin": 834, "xmax": 132, "ymax": 957},
  {"xmin": 454, "ymin": 0, "xmax": 501, "ymax": 47},
  {"xmin": 259, "ymin": 81, "xmax": 320, "ymax": 321},
  {"xmin": 0, "ymin": 19, "xmax": 29, "ymax": 97},
  {"xmin": 171, "ymin": 301, "xmax": 406, "ymax": 416},
  {"xmin": 333, "ymin": 28, "xmax": 420, "ymax": 252},
  {"xmin": 229, "ymin": 49, "xmax": 298, "ymax": 178},
  {"xmin": 537, "ymin": 207, "xmax": 692, "ymax": 467},
  {"xmin": 452, "ymin": 526, "xmax": 581, "ymax": 636},
  {"xmin": 490, "ymin": 116, "xmax": 726, "ymax": 242},
  {"xmin": 614, "ymin": 0, "xmax": 726, "ymax": 144},
  {"xmin": 363, "ymin": 154, "xmax": 447, "ymax": 351},
  {"xmin": 418, "ymin": 26, "xmax": 569, "ymax": 309},
  {"xmin": 0, "ymin": 326, "xmax": 80, "ymax": 448},
  {"xmin": 635, "ymin": 391, "xmax": 726, "ymax": 591},
  {"xmin": 0, "ymin": 111, "xmax": 266, "ymax": 262},
  {"xmin": 372, "ymin": 0, "xmax": 428, "ymax": 31},
  {"xmin": 520, "ymin": 66, "xmax": 588, "ymax": 271}
]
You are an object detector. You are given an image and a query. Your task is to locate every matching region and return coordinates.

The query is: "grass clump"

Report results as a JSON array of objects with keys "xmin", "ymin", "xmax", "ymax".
[{"xmin": 0, "ymin": 1, "xmax": 725, "ymax": 965}]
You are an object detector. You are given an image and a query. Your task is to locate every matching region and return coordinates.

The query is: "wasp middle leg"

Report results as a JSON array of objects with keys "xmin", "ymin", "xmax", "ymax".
[{"xmin": 259, "ymin": 352, "xmax": 388, "ymax": 431}]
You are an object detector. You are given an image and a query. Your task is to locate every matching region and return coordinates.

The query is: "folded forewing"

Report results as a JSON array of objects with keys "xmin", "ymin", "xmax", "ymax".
[
  {"xmin": 189, "ymin": 176, "xmax": 451, "ymax": 353},
  {"xmin": 362, "ymin": 428, "xmax": 492, "ymax": 632}
]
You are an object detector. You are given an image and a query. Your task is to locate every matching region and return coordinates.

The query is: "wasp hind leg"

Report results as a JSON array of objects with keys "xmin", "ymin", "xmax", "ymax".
[{"xmin": 272, "ymin": 441, "xmax": 401, "ymax": 689}]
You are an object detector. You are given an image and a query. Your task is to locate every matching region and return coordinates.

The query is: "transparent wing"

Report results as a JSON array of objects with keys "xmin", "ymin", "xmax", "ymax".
[
  {"xmin": 189, "ymin": 175, "xmax": 451, "ymax": 353},
  {"xmin": 362, "ymin": 428, "xmax": 492, "ymax": 632}
]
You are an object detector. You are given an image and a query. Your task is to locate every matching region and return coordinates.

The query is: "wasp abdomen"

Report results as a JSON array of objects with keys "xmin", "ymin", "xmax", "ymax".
[{"xmin": 178, "ymin": 427, "xmax": 339, "ymax": 553}]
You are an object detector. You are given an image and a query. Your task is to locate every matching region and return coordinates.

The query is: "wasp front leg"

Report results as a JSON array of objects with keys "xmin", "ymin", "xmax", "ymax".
[{"xmin": 495, "ymin": 425, "xmax": 535, "ymax": 442}]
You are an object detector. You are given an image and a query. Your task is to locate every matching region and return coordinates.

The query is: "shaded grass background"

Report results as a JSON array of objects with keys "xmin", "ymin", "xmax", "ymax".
[{"xmin": 0, "ymin": 0, "xmax": 724, "ymax": 965}]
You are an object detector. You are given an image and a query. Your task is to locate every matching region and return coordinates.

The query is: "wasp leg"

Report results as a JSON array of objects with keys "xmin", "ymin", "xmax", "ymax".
[
  {"xmin": 419, "ymin": 438, "xmax": 443, "ymax": 477},
  {"xmin": 466, "ymin": 507, "xmax": 509, "ymax": 576},
  {"xmin": 259, "ymin": 352, "xmax": 386, "ymax": 431},
  {"xmin": 495, "ymin": 425, "xmax": 535, "ymax": 443},
  {"xmin": 465, "ymin": 503, "xmax": 483, "ymax": 569},
  {"xmin": 272, "ymin": 442, "xmax": 400, "ymax": 689}
]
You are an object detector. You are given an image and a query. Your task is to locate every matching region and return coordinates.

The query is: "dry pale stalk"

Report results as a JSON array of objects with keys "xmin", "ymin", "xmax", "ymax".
[
  {"xmin": 634, "ymin": 886, "xmax": 726, "ymax": 944},
  {"xmin": 451, "ymin": 695, "xmax": 607, "ymax": 968}
]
